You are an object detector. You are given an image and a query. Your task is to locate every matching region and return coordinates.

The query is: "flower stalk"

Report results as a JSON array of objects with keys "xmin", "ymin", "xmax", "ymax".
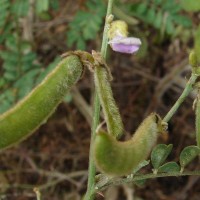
[
  {"xmin": 83, "ymin": 0, "xmax": 115, "ymax": 199},
  {"xmin": 163, "ymin": 73, "xmax": 198, "ymax": 123}
]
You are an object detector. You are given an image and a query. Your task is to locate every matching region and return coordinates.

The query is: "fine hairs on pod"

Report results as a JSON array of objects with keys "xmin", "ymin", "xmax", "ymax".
[
  {"xmin": 0, "ymin": 55, "xmax": 83, "ymax": 150},
  {"xmin": 94, "ymin": 113, "xmax": 162, "ymax": 176},
  {"xmin": 94, "ymin": 65, "xmax": 124, "ymax": 138}
]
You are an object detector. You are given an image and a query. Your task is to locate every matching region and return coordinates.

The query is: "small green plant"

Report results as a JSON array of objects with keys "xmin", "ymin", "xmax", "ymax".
[
  {"xmin": 67, "ymin": 0, "xmax": 106, "ymax": 50},
  {"xmin": 0, "ymin": 0, "xmax": 10, "ymax": 29},
  {"xmin": 1, "ymin": 1, "xmax": 200, "ymax": 200},
  {"xmin": 0, "ymin": 35, "xmax": 41, "ymax": 113},
  {"xmin": 0, "ymin": 0, "xmax": 60, "ymax": 113},
  {"xmin": 126, "ymin": 0, "xmax": 192, "ymax": 37}
]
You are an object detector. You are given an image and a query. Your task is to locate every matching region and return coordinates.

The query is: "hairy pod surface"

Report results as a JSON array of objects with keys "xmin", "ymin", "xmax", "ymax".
[
  {"xmin": 94, "ymin": 66, "xmax": 124, "ymax": 138},
  {"xmin": 0, "ymin": 55, "xmax": 83, "ymax": 150},
  {"xmin": 94, "ymin": 113, "xmax": 162, "ymax": 176}
]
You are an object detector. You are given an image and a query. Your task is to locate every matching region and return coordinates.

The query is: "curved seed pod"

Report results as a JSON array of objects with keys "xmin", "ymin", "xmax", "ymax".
[
  {"xmin": 0, "ymin": 55, "xmax": 83, "ymax": 150},
  {"xmin": 94, "ymin": 113, "xmax": 162, "ymax": 176},
  {"xmin": 94, "ymin": 66, "xmax": 124, "ymax": 138}
]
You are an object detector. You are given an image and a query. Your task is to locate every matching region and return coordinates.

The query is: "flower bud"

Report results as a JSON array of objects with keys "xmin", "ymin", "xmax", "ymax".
[
  {"xmin": 189, "ymin": 51, "xmax": 198, "ymax": 68},
  {"xmin": 189, "ymin": 50, "xmax": 200, "ymax": 75},
  {"xmin": 108, "ymin": 20, "xmax": 141, "ymax": 54},
  {"xmin": 108, "ymin": 20, "xmax": 128, "ymax": 40}
]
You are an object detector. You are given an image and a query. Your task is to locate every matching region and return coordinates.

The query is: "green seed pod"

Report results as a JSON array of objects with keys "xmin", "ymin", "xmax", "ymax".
[
  {"xmin": 0, "ymin": 55, "xmax": 83, "ymax": 150},
  {"xmin": 94, "ymin": 113, "xmax": 162, "ymax": 176},
  {"xmin": 94, "ymin": 66, "xmax": 124, "ymax": 138}
]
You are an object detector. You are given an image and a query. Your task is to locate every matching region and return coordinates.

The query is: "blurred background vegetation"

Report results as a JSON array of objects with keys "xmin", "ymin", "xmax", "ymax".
[{"xmin": 0, "ymin": 0, "xmax": 200, "ymax": 199}]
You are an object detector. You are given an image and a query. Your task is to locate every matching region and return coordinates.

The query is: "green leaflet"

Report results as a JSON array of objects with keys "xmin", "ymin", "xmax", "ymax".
[
  {"xmin": 0, "ymin": 55, "xmax": 83, "ymax": 150},
  {"xmin": 0, "ymin": 0, "xmax": 10, "ymax": 28},
  {"xmin": 179, "ymin": 146, "xmax": 200, "ymax": 169},
  {"xmin": 157, "ymin": 162, "xmax": 180, "ymax": 173},
  {"xmin": 151, "ymin": 144, "xmax": 173, "ymax": 170}
]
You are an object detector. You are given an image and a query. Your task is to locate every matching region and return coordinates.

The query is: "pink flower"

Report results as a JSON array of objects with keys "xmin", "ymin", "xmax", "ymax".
[{"xmin": 108, "ymin": 36, "xmax": 141, "ymax": 54}]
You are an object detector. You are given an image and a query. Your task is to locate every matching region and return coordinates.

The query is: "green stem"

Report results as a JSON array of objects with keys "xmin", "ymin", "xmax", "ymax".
[
  {"xmin": 84, "ymin": 0, "xmax": 115, "ymax": 199},
  {"xmin": 34, "ymin": 188, "xmax": 42, "ymax": 200},
  {"xmin": 96, "ymin": 170, "xmax": 200, "ymax": 192},
  {"xmin": 163, "ymin": 73, "xmax": 198, "ymax": 123},
  {"xmin": 84, "ymin": 91, "xmax": 101, "ymax": 200},
  {"xmin": 101, "ymin": 0, "xmax": 114, "ymax": 57},
  {"xmin": 195, "ymin": 90, "xmax": 200, "ymax": 147}
]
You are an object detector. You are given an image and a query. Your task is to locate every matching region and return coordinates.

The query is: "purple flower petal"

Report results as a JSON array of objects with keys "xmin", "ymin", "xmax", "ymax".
[
  {"xmin": 111, "ymin": 43, "xmax": 140, "ymax": 54},
  {"xmin": 108, "ymin": 36, "xmax": 141, "ymax": 54}
]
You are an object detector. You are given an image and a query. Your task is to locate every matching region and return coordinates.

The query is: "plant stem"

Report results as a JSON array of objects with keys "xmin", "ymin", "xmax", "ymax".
[
  {"xmin": 34, "ymin": 188, "xmax": 42, "ymax": 200},
  {"xmin": 101, "ymin": 0, "xmax": 114, "ymax": 57},
  {"xmin": 84, "ymin": 0, "xmax": 115, "ymax": 199},
  {"xmin": 96, "ymin": 170, "xmax": 200, "ymax": 191},
  {"xmin": 163, "ymin": 73, "xmax": 198, "ymax": 123},
  {"xmin": 195, "ymin": 90, "xmax": 200, "ymax": 147},
  {"xmin": 83, "ymin": 91, "xmax": 100, "ymax": 200}
]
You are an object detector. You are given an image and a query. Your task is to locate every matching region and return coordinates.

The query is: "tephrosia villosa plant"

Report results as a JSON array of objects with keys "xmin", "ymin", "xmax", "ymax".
[{"xmin": 1, "ymin": 0, "xmax": 200, "ymax": 199}]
